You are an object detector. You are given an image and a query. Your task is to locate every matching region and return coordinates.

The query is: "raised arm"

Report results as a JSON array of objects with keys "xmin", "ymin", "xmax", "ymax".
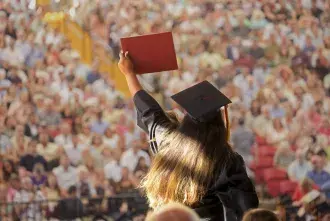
[{"xmin": 118, "ymin": 51, "xmax": 175, "ymax": 154}]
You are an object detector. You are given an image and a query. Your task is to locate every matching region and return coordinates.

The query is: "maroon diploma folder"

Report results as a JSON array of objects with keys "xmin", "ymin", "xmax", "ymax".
[{"xmin": 120, "ymin": 32, "xmax": 178, "ymax": 74}]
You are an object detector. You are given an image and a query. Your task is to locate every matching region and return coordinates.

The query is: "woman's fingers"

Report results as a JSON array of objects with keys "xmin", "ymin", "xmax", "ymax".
[
  {"xmin": 119, "ymin": 50, "xmax": 124, "ymax": 59},
  {"xmin": 119, "ymin": 51, "xmax": 130, "ymax": 61}
]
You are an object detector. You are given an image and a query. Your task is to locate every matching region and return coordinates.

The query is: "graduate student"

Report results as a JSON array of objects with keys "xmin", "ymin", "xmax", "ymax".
[{"xmin": 118, "ymin": 51, "xmax": 258, "ymax": 221}]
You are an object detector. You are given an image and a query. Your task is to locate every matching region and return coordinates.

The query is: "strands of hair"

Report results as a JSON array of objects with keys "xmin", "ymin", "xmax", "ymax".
[{"xmin": 141, "ymin": 113, "xmax": 235, "ymax": 209}]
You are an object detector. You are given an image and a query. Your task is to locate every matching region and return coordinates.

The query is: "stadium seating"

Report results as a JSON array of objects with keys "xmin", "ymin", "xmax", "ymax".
[
  {"xmin": 250, "ymin": 157, "xmax": 275, "ymax": 184},
  {"xmin": 279, "ymin": 180, "xmax": 298, "ymax": 196}
]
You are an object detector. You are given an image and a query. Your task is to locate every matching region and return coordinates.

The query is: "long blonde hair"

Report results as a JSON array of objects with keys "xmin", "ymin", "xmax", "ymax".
[{"xmin": 141, "ymin": 114, "xmax": 234, "ymax": 208}]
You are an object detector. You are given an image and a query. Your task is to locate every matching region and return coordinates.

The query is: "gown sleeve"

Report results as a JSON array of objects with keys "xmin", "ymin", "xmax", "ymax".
[{"xmin": 133, "ymin": 90, "xmax": 173, "ymax": 154}]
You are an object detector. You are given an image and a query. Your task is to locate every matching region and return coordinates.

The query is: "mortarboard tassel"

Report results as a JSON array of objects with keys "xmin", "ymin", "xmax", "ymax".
[{"xmin": 224, "ymin": 105, "xmax": 230, "ymax": 142}]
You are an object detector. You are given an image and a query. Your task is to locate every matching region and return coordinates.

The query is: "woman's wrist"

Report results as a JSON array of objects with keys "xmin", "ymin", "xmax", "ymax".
[
  {"xmin": 124, "ymin": 71, "xmax": 136, "ymax": 78},
  {"xmin": 124, "ymin": 72, "xmax": 143, "ymax": 96}
]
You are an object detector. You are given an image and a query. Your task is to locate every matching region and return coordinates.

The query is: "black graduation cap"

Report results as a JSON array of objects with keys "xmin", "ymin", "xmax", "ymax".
[{"xmin": 171, "ymin": 81, "xmax": 232, "ymax": 139}]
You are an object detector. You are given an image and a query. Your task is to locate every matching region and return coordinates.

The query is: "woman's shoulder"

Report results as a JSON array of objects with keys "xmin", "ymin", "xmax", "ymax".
[{"xmin": 226, "ymin": 151, "xmax": 245, "ymax": 165}]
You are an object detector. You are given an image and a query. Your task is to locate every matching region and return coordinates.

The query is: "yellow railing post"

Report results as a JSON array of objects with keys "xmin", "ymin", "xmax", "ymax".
[{"xmin": 43, "ymin": 12, "xmax": 129, "ymax": 97}]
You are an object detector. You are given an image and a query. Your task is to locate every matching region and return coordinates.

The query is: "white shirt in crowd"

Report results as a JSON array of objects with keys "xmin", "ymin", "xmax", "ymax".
[
  {"xmin": 288, "ymin": 160, "xmax": 312, "ymax": 182},
  {"xmin": 233, "ymin": 74, "xmax": 249, "ymax": 93},
  {"xmin": 14, "ymin": 190, "xmax": 45, "ymax": 221},
  {"xmin": 103, "ymin": 135, "xmax": 119, "ymax": 148},
  {"xmin": 64, "ymin": 143, "xmax": 86, "ymax": 166},
  {"xmin": 120, "ymin": 148, "xmax": 151, "ymax": 172},
  {"xmin": 53, "ymin": 165, "xmax": 79, "ymax": 190},
  {"xmin": 265, "ymin": 125, "xmax": 289, "ymax": 145},
  {"xmin": 2, "ymin": 47, "xmax": 25, "ymax": 66},
  {"xmin": 54, "ymin": 134, "xmax": 73, "ymax": 147},
  {"xmin": 104, "ymin": 160, "xmax": 122, "ymax": 182}
]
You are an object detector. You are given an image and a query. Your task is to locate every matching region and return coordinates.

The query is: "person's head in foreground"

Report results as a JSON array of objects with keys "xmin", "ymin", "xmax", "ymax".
[
  {"xmin": 242, "ymin": 209, "xmax": 279, "ymax": 221},
  {"xmin": 146, "ymin": 203, "xmax": 200, "ymax": 221}
]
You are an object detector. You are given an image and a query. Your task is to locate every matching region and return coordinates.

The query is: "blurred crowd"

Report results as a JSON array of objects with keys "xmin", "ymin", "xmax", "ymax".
[
  {"xmin": 0, "ymin": 0, "xmax": 329, "ymax": 219},
  {"xmin": 0, "ymin": 0, "xmax": 151, "ymax": 220}
]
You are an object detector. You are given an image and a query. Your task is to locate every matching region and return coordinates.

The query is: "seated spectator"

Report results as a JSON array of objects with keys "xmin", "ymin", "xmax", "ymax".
[
  {"xmin": 54, "ymin": 122, "xmax": 73, "ymax": 147},
  {"xmin": 20, "ymin": 140, "xmax": 47, "ymax": 172},
  {"xmin": 251, "ymin": 106, "xmax": 272, "ymax": 139},
  {"xmin": 43, "ymin": 174, "xmax": 60, "ymax": 213},
  {"xmin": 6, "ymin": 174, "xmax": 20, "ymax": 203},
  {"xmin": 115, "ymin": 167, "xmax": 138, "ymax": 193},
  {"xmin": 273, "ymin": 142, "xmax": 295, "ymax": 170},
  {"xmin": 104, "ymin": 149, "xmax": 122, "ymax": 183},
  {"xmin": 0, "ymin": 122, "xmax": 12, "ymax": 155},
  {"xmin": 0, "ymin": 183, "xmax": 8, "ymax": 218},
  {"xmin": 288, "ymin": 149, "xmax": 312, "ymax": 182},
  {"xmin": 3, "ymin": 116, "xmax": 16, "ymax": 137},
  {"xmin": 64, "ymin": 132, "xmax": 85, "ymax": 166},
  {"xmin": 110, "ymin": 201, "xmax": 131, "ymax": 221},
  {"xmin": 307, "ymin": 155, "xmax": 330, "ymax": 188},
  {"xmin": 231, "ymin": 118, "xmax": 255, "ymax": 163},
  {"xmin": 90, "ymin": 111, "xmax": 109, "ymax": 135},
  {"xmin": 79, "ymin": 156, "xmax": 100, "ymax": 187},
  {"xmin": 292, "ymin": 178, "xmax": 319, "ymax": 202},
  {"xmin": 44, "ymin": 174, "xmax": 60, "ymax": 200},
  {"xmin": 52, "ymin": 185, "xmax": 84, "ymax": 220},
  {"xmin": 316, "ymin": 149, "xmax": 330, "ymax": 173},
  {"xmin": 2, "ymin": 159, "xmax": 17, "ymax": 182},
  {"xmin": 36, "ymin": 132, "xmax": 60, "ymax": 170},
  {"xmin": 31, "ymin": 163, "xmax": 47, "ymax": 189},
  {"xmin": 249, "ymin": 40, "xmax": 265, "ymax": 60},
  {"xmin": 103, "ymin": 127, "xmax": 119, "ymax": 148},
  {"xmin": 37, "ymin": 99, "xmax": 61, "ymax": 128},
  {"xmin": 78, "ymin": 123, "xmax": 92, "ymax": 145},
  {"xmin": 86, "ymin": 61, "xmax": 101, "ymax": 84},
  {"xmin": 242, "ymin": 208, "xmax": 279, "ymax": 221},
  {"xmin": 146, "ymin": 203, "xmax": 200, "ymax": 221},
  {"xmin": 89, "ymin": 134, "xmax": 106, "ymax": 168},
  {"xmin": 78, "ymin": 168, "xmax": 96, "ymax": 198},
  {"xmin": 134, "ymin": 157, "xmax": 149, "ymax": 175},
  {"xmin": 53, "ymin": 155, "xmax": 79, "ymax": 194},
  {"xmin": 120, "ymin": 142, "xmax": 150, "ymax": 172},
  {"xmin": 11, "ymin": 124, "xmax": 30, "ymax": 152},
  {"xmin": 13, "ymin": 177, "xmax": 45, "ymax": 221},
  {"xmin": 266, "ymin": 118, "xmax": 289, "ymax": 146}
]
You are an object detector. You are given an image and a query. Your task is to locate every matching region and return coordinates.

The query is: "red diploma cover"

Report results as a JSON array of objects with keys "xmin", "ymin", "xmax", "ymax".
[{"xmin": 120, "ymin": 32, "xmax": 178, "ymax": 74}]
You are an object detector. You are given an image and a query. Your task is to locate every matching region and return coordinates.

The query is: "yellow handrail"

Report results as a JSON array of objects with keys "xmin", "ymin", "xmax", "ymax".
[{"xmin": 43, "ymin": 12, "xmax": 130, "ymax": 97}]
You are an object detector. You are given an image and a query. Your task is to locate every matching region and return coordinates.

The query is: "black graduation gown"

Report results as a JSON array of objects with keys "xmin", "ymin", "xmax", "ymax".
[{"xmin": 133, "ymin": 90, "xmax": 259, "ymax": 220}]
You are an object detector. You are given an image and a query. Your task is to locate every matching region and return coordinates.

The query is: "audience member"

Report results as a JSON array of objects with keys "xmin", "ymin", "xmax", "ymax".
[
  {"xmin": 288, "ymin": 149, "xmax": 312, "ymax": 182},
  {"xmin": 273, "ymin": 142, "xmax": 296, "ymax": 170},
  {"xmin": 20, "ymin": 140, "xmax": 47, "ymax": 172},
  {"xmin": 120, "ymin": 141, "xmax": 150, "ymax": 172},
  {"xmin": 146, "ymin": 203, "xmax": 200, "ymax": 221},
  {"xmin": 53, "ymin": 185, "xmax": 84, "ymax": 220},
  {"xmin": 307, "ymin": 155, "xmax": 330, "ymax": 188},
  {"xmin": 292, "ymin": 178, "xmax": 319, "ymax": 202},
  {"xmin": 242, "ymin": 208, "xmax": 279, "ymax": 221},
  {"xmin": 52, "ymin": 155, "xmax": 78, "ymax": 193},
  {"xmin": 231, "ymin": 118, "xmax": 255, "ymax": 163}
]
